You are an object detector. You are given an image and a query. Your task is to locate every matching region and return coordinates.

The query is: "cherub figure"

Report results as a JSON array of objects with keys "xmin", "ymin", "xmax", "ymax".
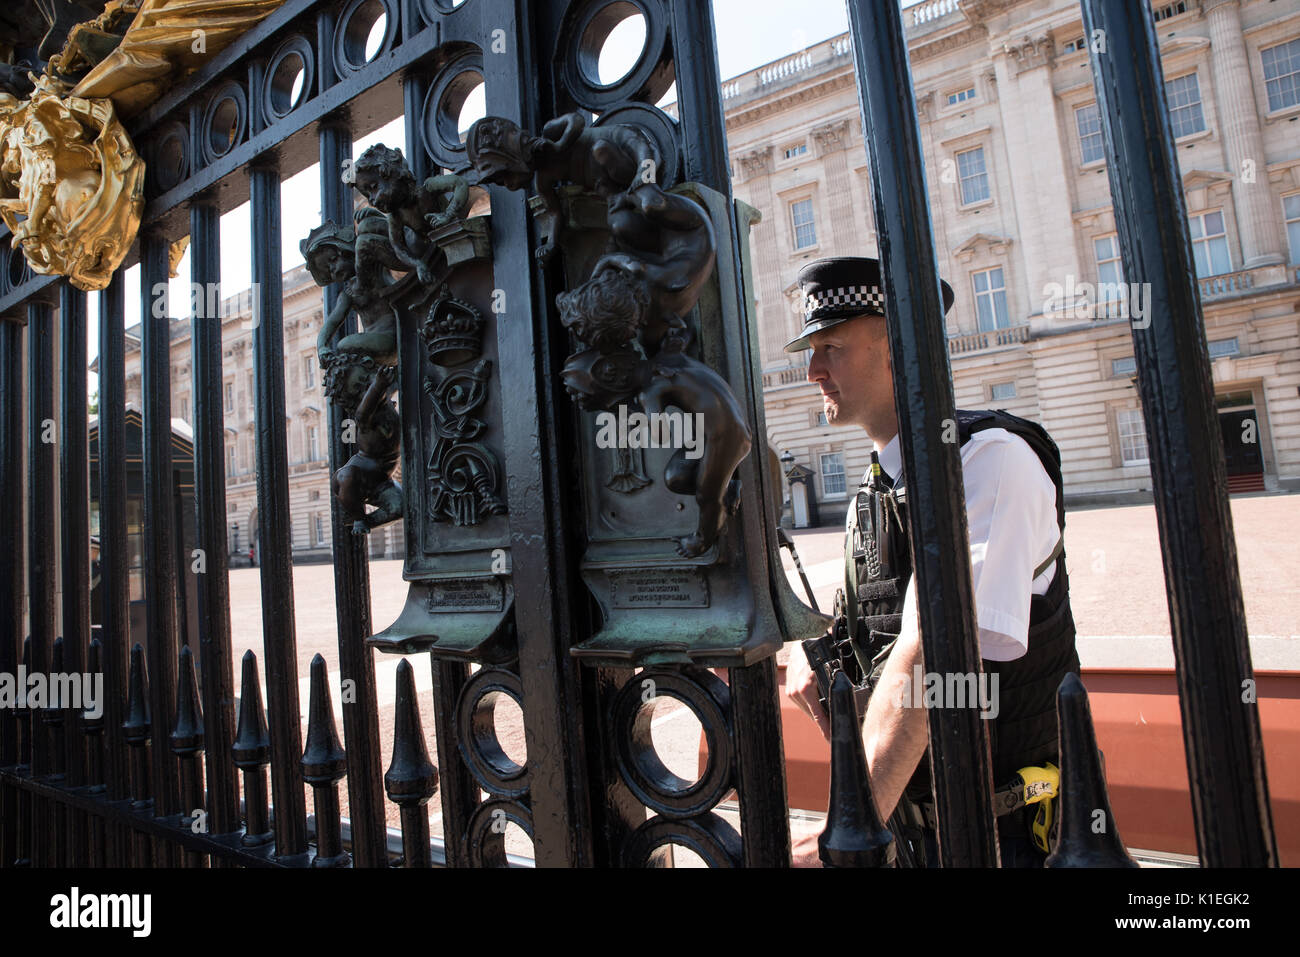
[
  {"xmin": 560, "ymin": 263, "xmax": 752, "ymax": 560},
  {"xmin": 555, "ymin": 266, "xmax": 650, "ymax": 354},
  {"xmin": 323, "ymin": 356, "xmax": 403, "ymax": 535},
  {"xmin": 562, "ymin": 335, "xmax": 750, "ymax": 558},
  {"xmin": 465, "ymin": 113, "xmax": 659, "ymax": 264},
  {"xmin": 591, "ymin": 182, "xmax": 716, "ymax": 352},
  {"xmin": 347, "ymin": 145, "xmax": 468, "ymax": 286},
  {"xmin": 301, "ymin": 212, "xmax": 398, "ymax": 366}
]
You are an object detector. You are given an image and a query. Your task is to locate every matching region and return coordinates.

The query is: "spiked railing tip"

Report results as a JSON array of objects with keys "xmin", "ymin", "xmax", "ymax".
[
  {"xmin": 301, "ymin": 654, "xmax": 346, "ymax": 784},
  {"xmin": 1046, "ymin": 672, "xmax": 1139, "ymax": 868},
  {"xmin": 123, "ymin": 643, "xmax": 150, "ymax": 744},
  {"xmin": 84, "ymin": 637, "xmax": 104, "ymax": 730},
  {"xmin": 170, "ymin": 644, "xmax": 205, "ymax": 755},
  {"xmin": 384, "ymin": 658, "xmax": 438, "ymax": 805},
  {"xmin": 819, "ymin": 670, "xmax": 895, "ymax": 868},
  {"xmin": 232, "ymin": 649, "xmax": 270, "ymax": 768}
]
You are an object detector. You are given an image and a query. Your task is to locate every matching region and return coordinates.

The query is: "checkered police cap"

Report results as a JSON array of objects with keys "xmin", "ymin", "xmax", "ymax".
[{"xmin": 784, "ymin": 257, "xmax": 955, "ymax": 353}]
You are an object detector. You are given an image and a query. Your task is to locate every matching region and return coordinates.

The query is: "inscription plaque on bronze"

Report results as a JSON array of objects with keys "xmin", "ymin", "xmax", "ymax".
[
  {"xmin": 425, "ymin": 578, "xmax": 505, "ymax": 614},
  {"xmin": 609, "ymin": 569, "xmax": 709, "ymax": 609}
]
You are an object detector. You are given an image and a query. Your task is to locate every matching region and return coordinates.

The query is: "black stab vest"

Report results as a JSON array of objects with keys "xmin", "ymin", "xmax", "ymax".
[{"xmin": 844, "ymin": 409, "xmax": 1081, "ymax": 787}]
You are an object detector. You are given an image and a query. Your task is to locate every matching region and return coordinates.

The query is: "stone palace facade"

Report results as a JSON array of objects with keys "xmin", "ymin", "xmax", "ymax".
[{"xmin": 735, "ymin": 0, "xmax": 1300, "ymax": 524}]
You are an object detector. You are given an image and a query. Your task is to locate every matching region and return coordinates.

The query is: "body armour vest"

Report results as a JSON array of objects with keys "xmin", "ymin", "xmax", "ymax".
[{"xmin": 843, "ymin": 409, "xmax": 1081, "ymax": 787}]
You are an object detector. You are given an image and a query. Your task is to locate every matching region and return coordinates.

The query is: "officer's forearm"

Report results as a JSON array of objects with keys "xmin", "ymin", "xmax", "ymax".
[{"xmin": 862, "ymin": 627, "xmax": 929, "ymax": 821}]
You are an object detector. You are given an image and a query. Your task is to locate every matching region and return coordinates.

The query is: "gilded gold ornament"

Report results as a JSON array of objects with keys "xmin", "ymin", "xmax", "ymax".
[
  {"xmin": 69, "ymin": 0, "xmax": 288, "ymax": 119},
  {"xmin": 0, "ymin": 78, "xmax": 144, "ymax": 291}
]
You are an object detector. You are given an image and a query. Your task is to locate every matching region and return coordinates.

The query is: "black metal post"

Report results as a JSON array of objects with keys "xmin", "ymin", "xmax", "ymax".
[
  {"xmin": 845, "ymin": 0, "xmax": 998, "ymax": 866},
  {"xmin": 189, "ymin": 201, "xmax": 241, "ymax": 850},
  {"xmin": 318, "ymin": 116, "xmax": 387, "ymax": 867},
  {"xmin": 0, "ymin": 316, "xmax": 22, "ymax": 869},
  {"xmin": 1080, "ymin": 0, "xmax": 1276, "ymax": 868},
  {"xmin": 123, "ymin": 643, "xmax": 154, "ymax": 865},
  {"xmin": 27, "ymin": 301, "xmax": 56, "ymax": 867},
  {"xmin": 46, "ymin": 637, "xmax": 67, "ymax": 866},
  {"xmin": 14, "ymin": 637, "xmax": 32, "ymax": 866},
  {"xmin": 84, "ymin": 636, "xmax": 107, "ymax": 865},
  {"xmin": 249, "ymin": 159, "xmax": 309, "ymax": 859},
  {"xmin": 667, "ymin": 0, "xmax": 793, "ymax": 868},
  {"xmin": 58, "ymin": 282, "xmax": 91, "ymax": 866},
  {"xmin": 171, "ymin": 645, "xmax": 208, "ymax": 868},
  {"xmin": 140, "ymin": 230, "xmax": 182, "ymax": 866},
  {"xmin": 97, "ymin": 272, "xmax": 132, "ymax": 866},
  {"xmin": 487, "ymin": 0, "xmax": 595, "ymax": 867}
]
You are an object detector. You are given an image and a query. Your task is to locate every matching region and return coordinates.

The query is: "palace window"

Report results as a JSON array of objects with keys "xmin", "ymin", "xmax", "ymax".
[
  {"xmin": 1189, "ymin": 210, "xmax": 1232, "ymax": 277},
  {"xmin": 308, "ymin": 425, "xmax": 319, "ymax": 462},
  {"xmin": 947, "ymin": 86, "xmax": 976, "ymax": 105},
  {"xmin": 303, "ymin": 354, "xmax": 316, "ymax": 390},
  {"xmin": 1284, "ymin": 194, "xmax": 1300, "ymax": 264},
  {"xmin": 1075, "ymin": 103, "xmax": 1105, "ymax": 164},
  {"xmin": 1111, "ymin": 356, "xmax": 1136, "ymax": 377},
  {"xmin": 1094, "ymin": 234, "xmax": 1124, "ymax": 300},
  {"xmin": 1152, "ymin": 2, "xmax": 1187, "ymax": 23},
  {"xmin": 791, "ymin": 198, "xmax": 818, "ymax": 250},
  {"xmin": 972, "ymin": 267, "xmax": 1009, "ymax": 332},
  {"xmin": 990, "ymin": 381, "xmax": 1017, "ymax": 401},
  {"xmin": 956, "ymin": 147, "xmax": 990, "ymax": 205},
  {"xmin": 1207, "ymin": 337, "xmax": 1239, "ymax": 359},
  {"xmin": 820, "ymin": 451, "xmax": 846, "ymax": 497},
  {"xmin": 226, "ymin": 443, "xmax": 236, "ymax": 476},
  {"xmin": 224, "ymin": 382, "xmax": 233, "ymax": 413},
  {"xmin": 1261, "ymin": 37, "xmax": 1300, "ymax": 112},
  {"xmin": 783, "ymin": 142, "xmax": 808, "ymax": 160},
  {"xmin": 1116, "ymin": 407, "xmax": 1149, "ymax": 466},
  {"xmin": 1165, "ymin": 73, "xmax": 1206, "ymax": 139}
]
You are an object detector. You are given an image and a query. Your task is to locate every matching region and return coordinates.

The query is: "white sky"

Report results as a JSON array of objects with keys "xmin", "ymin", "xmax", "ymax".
[{"xmin": 87, "ymin": 0, "xmax": 926, "ymax": 391}]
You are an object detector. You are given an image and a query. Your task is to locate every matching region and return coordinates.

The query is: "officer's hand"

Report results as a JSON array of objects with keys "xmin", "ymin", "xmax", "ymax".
[
  {"xmin": 785, "ymin": 644, "xmax": 830, "ymax": 740},
  {"xmin": 790, "ymin": 820, "xmax": 823, "ymax": 868}
]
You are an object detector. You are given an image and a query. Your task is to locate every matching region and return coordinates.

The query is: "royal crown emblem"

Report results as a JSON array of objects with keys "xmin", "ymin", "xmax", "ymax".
[{"xmin": 421, "ymin": 289, "xmax": 485, "ymax": 367}]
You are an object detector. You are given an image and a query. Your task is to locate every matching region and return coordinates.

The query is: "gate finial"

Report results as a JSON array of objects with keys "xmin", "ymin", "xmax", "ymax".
[
  {"xmin": 384, "ymin": 658, "xmax": 439, "ymax": 867},
  {"xmin": 1045, "ymin": 673, "xmax": 1138, "ymax": 868},
  {"xmin": 232, "ymin": 650, "xmax": 273, "ymax": 847},
  {"xmin": 302, "ymin": 654, "xmax": 350, "ymax": 867},
  {"xmin": 819, "ymin": 670, "xmax": 895, "ymax": 867}
]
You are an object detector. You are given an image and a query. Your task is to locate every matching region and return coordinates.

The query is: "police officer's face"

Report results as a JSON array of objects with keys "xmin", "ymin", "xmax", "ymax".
[{"xmin": 806, "ymin": 315, "xmax": 896, "ymax": 440}]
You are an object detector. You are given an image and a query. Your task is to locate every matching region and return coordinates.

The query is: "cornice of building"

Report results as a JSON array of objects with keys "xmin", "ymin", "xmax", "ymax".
[{"xmin": 725, "ymin": 69, "xmax": 857, "ymax": 132}]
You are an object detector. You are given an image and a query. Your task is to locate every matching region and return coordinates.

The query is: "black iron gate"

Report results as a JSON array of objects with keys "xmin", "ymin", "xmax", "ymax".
[
  {"xmin": 0, "ymin": 0, "xmax": 827, "ymax": 868},
  {"xmin": 0, "ymin": 0, "xmax": 1278, "ymax": 869}
]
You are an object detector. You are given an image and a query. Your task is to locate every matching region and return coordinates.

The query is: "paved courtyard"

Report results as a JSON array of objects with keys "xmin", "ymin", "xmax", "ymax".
[{"xmin": 225, "ymin": 493, "xmax": 1298, "ymax": 849}]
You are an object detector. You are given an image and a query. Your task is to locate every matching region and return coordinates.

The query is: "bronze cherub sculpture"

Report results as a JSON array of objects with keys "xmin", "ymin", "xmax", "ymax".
[{"xmin": 465, "ymin": 112, "xmax": 659, "ymax": 264}]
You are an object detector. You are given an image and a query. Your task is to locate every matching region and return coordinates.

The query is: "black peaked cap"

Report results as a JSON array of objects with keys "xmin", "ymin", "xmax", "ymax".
[{"xmin": 784, "ymin": 256, "xmax": 955, "ymax": 352}]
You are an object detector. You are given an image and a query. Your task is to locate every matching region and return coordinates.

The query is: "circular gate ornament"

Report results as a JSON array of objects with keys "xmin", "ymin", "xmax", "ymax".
[{"xmin": 610, "ymin": 666, "xmax": 733, "ymax": 819}]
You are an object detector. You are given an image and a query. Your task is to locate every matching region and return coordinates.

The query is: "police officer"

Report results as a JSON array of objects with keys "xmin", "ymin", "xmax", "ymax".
[{"xmin": 783, "ymin": 257, "xmax": 1081, "ymax": 867}]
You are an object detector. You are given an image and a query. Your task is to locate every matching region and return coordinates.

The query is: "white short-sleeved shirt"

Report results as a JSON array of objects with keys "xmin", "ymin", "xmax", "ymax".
[{"xmin": 866, "ymin": 428, "xmax": 1060, "ymax": 662}]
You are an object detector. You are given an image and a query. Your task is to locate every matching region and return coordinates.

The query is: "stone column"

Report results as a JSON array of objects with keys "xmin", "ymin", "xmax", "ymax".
[
  {"xmin": 992, "ymin": 34, "xmax": 1080, "ymax": 318},
  {"xmin": 1204, "ymin": 0, "xmax": 1285, "ymax": 267},
  {"xmin": 737, "ymin": 146, "xmax": 795, "ymax": 366},
  {"xmin": 812, "ymin": 119, "xmax": 857, "ymax": 252}
]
